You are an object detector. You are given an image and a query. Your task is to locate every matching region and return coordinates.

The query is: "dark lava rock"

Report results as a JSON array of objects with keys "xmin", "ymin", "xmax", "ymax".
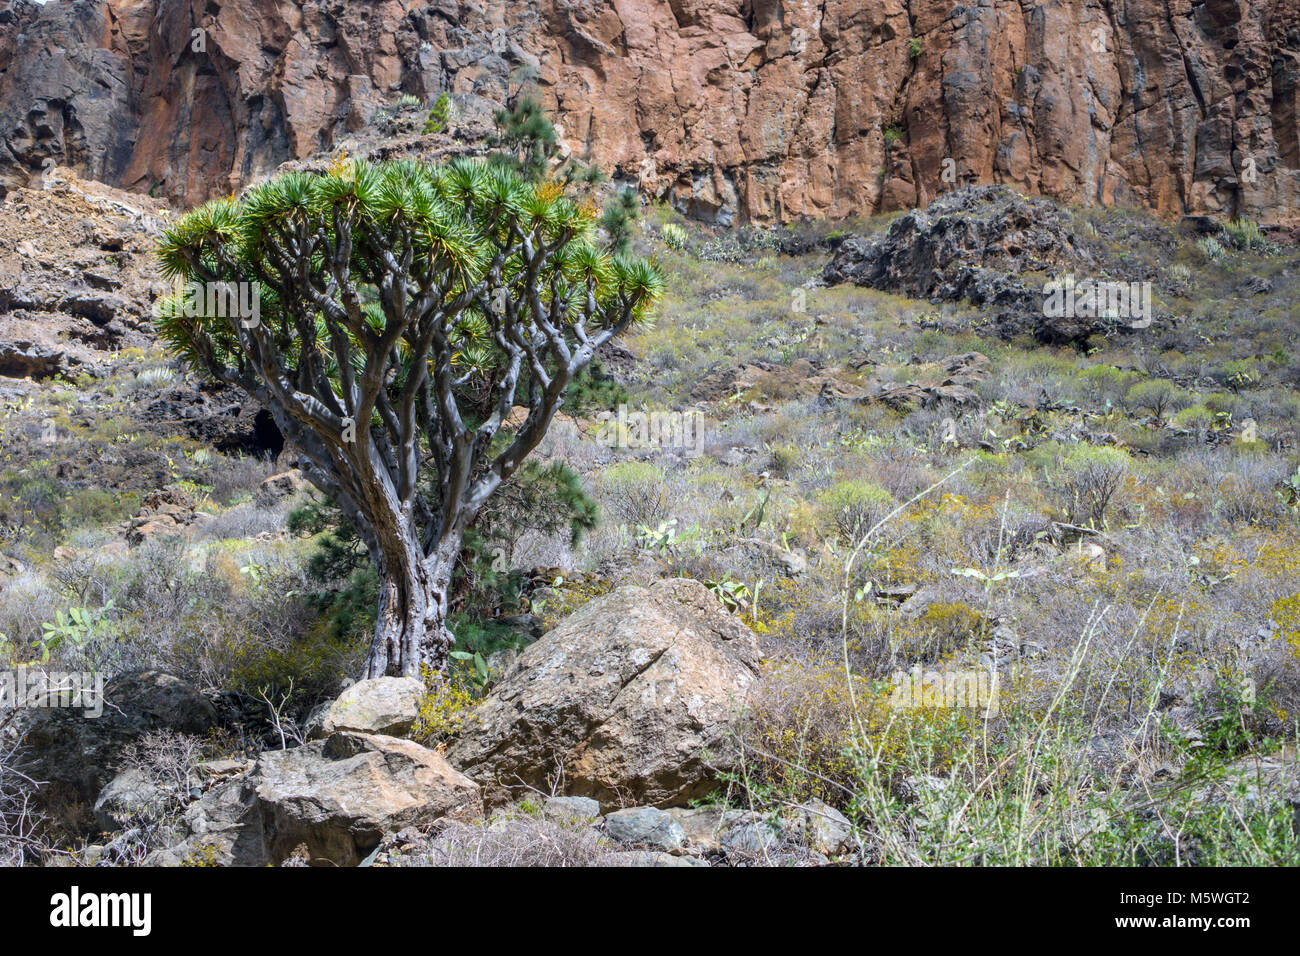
[{"xmin": 823, "ymin": 186, "xmax": 1155, "ymax": 345}]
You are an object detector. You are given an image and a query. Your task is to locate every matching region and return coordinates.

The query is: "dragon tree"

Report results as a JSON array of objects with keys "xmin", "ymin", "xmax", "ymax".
[{"xmin": 155, "ymin": 157, "xmax": 662, "ymax": 677}]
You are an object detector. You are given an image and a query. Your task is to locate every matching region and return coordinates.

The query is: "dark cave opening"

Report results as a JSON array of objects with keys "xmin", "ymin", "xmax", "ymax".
[{"xmin": 251, "ymin": 408, "xmax": 285, "ymax": 460}]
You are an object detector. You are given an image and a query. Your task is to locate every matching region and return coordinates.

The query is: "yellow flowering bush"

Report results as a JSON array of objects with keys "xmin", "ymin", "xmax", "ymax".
[{"xmin": 412, "ymin": 665, "xmax": 480, "ymax": 743}]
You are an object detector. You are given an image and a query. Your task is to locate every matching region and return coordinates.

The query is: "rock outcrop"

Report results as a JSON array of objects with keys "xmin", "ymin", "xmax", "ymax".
[
  {"xmin": 124, "ymin": 486, "xmax": 199, "ymax": 546},
  {"xmin": 825, "ymin": 186, "xmax": 1097, "ymax": 300},
  {"xmin": 16, "ymin": 670, "xmax": 217, "ymax": 803},
  {"xmin": 152, "ymin": 732, "xmax": 481, "ymax": 867},
  {"xmin": 0, "ymin": 165, "xmax": 283, "ymax": 459},
  {"xmin": 870, "ymin": 352, "xmax": 993, "ymax": 412},
  {"xmin": 824, "ymin": 185, "xmax": 1164, "ymax": 343},
  {"xmin": 0, "ymin": 0, "xmax": 1296, "ymax": 223},
  {"xmin": 447, "ymin": 577, "xmax": 761, "ymax": 809},
  {"xmin": 91, "ymin": 766, "xmax": 164, "ymax": 832},
  {"xmin": 254, "ymin": 469, "xmax": 308, "ymax": 507},
  {"xmin": 0, "ymin": 168, "xmax": 165, "ymax": 377}
]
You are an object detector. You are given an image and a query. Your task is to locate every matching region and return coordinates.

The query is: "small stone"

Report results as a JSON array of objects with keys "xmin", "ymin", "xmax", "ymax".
[
  {"xmin": 604, "ymin": 807, "xmax": 687, "ymax": 852},
  {"xmin": 543, "ymin": 796, "xmax": 602, "ymax": 823},
  {"xmin": 721, "ymin": 818, "xmax": 784, "ymax": 858},
  {"xmin": 787, "ymin": 799, "xmax": 856, "ymax": 857}
]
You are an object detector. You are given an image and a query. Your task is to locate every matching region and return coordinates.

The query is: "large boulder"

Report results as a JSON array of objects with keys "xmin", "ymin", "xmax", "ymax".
[
  {"xmin": 447, "ymin": 578, "xmax": 761, "ymax": 809},
  {"xmin": 603, "ymin": 807, "xmax": 688, "ymax": 853},
  {"xmin": 16, "ymin": 670, "xmax": 217, "ymax": 803},
  {"xmin": 309, "ymin": 676, "xmax": 424, "ymax": 739},
  {"xmin": 822, "ymin": 186, "xmax": 1157, "ymax": 344},
  {"xmin": 823, "ymin": 186, "xmax": 1094, "ymax": 300},
  {"xmin": 152, "ymin": 732, "xmax": 481, "ymax": 867}
]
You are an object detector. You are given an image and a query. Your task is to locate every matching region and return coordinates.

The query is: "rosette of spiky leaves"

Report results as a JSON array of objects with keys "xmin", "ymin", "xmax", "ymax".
[{"xmin": 607, "ymin": 255, "xmax": 665, "ymax": 325}]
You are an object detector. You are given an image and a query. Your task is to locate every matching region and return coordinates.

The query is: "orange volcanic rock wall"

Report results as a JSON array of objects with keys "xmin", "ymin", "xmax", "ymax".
[{"xmin": 0, "ymin": 0, "xmax": 1296, "ymax": 223}]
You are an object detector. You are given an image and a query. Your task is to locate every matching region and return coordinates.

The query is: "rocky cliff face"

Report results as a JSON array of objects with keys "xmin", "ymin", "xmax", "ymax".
[{"xmin": 1, "ymin": 0, "xmax": 1297, "ymax": 224}]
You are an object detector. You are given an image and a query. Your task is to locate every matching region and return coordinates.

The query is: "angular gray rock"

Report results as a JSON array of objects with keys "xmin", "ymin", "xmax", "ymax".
[
  {"xmin": 310, "ymin": 676, "xmax": 425, "ymax": 739},
  {"xmin": 823, "ymin": 186, "xmax": 1155, "ymax": 345},
  {"xmin": 543, "ymin": 796, "xmax": 603, "ymax": 823},
  {"xmin": 603, "ymin": 807, "xmax": 687, "ymax": 852},
  {"xmin": 17, "ymin": 670, "xmax": 217, "ymax": 802},
  {"xmin": 662, "ymin": 806, "xmax": 738, "ymax": 853},
  {"xmin": 447, "ymin": 578, "xmax": 761, "ymax": 809},
  {"xmin": 92, "ymin": 766, "xmax": 166, "ymax": 832},
  {"xmin": 787, "ymin": 799, "xmax": 857, "ymax": 858},
  {"xmin": 151, "ymin": 732, "xmax": 480, "ymax": 867},
  {"xmin": 721, "ymin": 817, "xmax": 785, "ymax": 859}
]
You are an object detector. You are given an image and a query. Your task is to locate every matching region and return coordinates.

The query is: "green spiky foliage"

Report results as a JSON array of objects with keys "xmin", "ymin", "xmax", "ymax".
[
  {"xmin": 489, "ymin": 97, "xmax": 560, "ymax": 181},
  {"xmin": 423, "ymin": 92, "xmax": 454, "ymax": 135},
  {"xmin": 155, "ymin": 157, "xmax": 663, "ymax": 677},
  {"xmin": 600, "ymin": 187, "xmax": 641, "ymax": 256},
  {"xmin": 563, "ymin": 161, "xmax": 605, "ymax": 196}
]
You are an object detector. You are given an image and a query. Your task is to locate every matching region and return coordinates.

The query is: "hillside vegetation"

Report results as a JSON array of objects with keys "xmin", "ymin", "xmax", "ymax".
[{"xmin": 2, "ymin": 101, "xmax": 1299, "ymax": 867}]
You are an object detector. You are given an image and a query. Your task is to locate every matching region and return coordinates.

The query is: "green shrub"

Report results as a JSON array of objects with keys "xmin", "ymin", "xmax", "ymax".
[
  {"xmin": 816, "ymin": 480, "xmax": 895, "ymax": 544},
  {"xmin": 227, "ymin": 627, "xmax": 365, "ymax": 720},
  {"xmin": 1186, "ymin": 668, "xmax": 1277, "ymax": 769},
  {"xmin": 1197, "ymin": 236, "xmax": 1226, "ymax": 262},
  {"xmin": 1080, "ymin": 364, "xmax": 1139, "ymax": 406},
  {"xmin": 1221, "ymin": 219, "xmax": 1275, "ymax": 254},
  {"xmin": 897, "ymin": 600, "xmax": 988, "ymax": 660},
  {"xmin": 1171, "ymin": 404, "xmax": 1217, "ymax": 437},
  {"xmin": 422, "ymin": 92, "xmax": 455, "ymax": 134},
  {"xmin": 766, "ymin": 443, "xmax": 802, "ymax": 479},
  {"xmin": 1057, "ymin": 444, "xmax": 1132, "ymax": 528},
  {"xmin": 599, "ymin": 187, "xmax": 640, "ymax": 256},
  {"xmin": 411, "ymin": 665, "xmax": 480, "ymax": 743},
  {"xmin": 1125, "ymin": 378, "xmax": 1189, "ymax": 420},
  {"xmin": 595, "ymin": 461, "xmax": 669, "ymax": 527},
  {"xmin": 489, "ymin": 97, "xmax": 558, "ymax": 181},
  {"xmin": 564, "ymin": 359, "xmax": 628, "ymax": 415},
  {"xmin": 1222, "ymin": 358, "xmax": 1263, "ymax": 391}
]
